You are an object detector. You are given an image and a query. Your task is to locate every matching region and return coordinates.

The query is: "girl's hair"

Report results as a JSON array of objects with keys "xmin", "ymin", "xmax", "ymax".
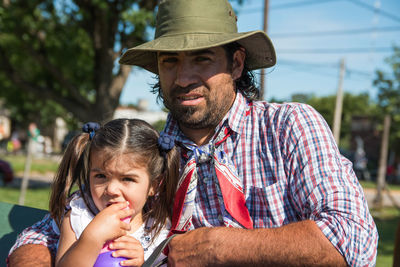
[
  {"xmin": 50, "ymin": 119, "xmax": 179, "ymax": 237},
  {"xmin": 49, "ymin": 133, "xmax": 89, "ymax": 227}
]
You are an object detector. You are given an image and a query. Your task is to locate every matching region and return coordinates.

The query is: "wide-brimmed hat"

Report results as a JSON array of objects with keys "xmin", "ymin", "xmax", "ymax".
[{"xmin": 119, "ymin": 0, "xmax": 276, "ymax": 74}]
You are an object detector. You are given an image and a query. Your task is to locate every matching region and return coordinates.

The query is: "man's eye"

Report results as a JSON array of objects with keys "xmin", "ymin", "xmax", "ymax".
[
  {"xmin": 162, "ymin": 57, "xmax": 177, "ymax": 63},
  {"xmin": 195, "ymin": 56, "xmax": 210, "ymax": 62}
]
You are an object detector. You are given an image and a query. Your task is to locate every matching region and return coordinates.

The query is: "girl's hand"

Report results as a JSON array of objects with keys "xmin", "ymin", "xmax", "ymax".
[
  {"xmin": 81, "ymin": 202, "xmax": 133, "ymax": 246},
  {"xmin": 110, "ymin": 235, "xmax": 145, "ymax": 267}
]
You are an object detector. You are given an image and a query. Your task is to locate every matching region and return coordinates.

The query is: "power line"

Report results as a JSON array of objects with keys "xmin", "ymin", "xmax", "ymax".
[
  {"xmin": 270, "ymin": 26, "xmax": 400, "ymax": 38},
  {"xmin": 278, "ymin": 59, "xmax": 375, "ymax": 78},
  {"xmin": 278, "ymin": 47, "xmax": 394, "ymax": 54},
  {"xmin": 278, "ymin": 59, "xmax": 337, "ymax": 68},
  {"xmin": 347, "ymin": 0, "xmax": 400, "ymax": 24},
  {"xmin": 239, "ymin": 0, "xmax": 340, "ymax": 14}
]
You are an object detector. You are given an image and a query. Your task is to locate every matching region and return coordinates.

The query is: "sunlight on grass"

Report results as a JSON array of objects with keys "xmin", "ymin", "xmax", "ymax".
[
  {"xmin": 0, "ymin": 187, "xmax": 50, "ymax": 210},
  {"xmin": 371, "ymin": 207, "xmax": 400, "ymax": 267},
  {"xmin": 3, "ymin": 154, "xmax": 60, "ymax": 174}
]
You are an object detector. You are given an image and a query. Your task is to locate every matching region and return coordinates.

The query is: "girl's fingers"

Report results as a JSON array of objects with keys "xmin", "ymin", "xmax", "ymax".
[
  {"xmin": 119, "ymin": 258, "xmax": 144, "ymax": 267},
  {"xmin": 112, "ymin": 249, "xmax": 144, "ymax": 267},
  {"xmin": 104, "ymin": 201, "xmax": 127, "ymax": 211},
  {"xmin": 113, "ymin": 235, "xmax": 140, "ymax": 244},
  {"xmin": 110, "ymin": 240, "xmax": 141, "ymax": 251},
  {"xmin": 113, "ymin": 248, "xmax": 143, "ymax": 258},
  {"xmin": 120, "ymin": 208, "xmax": 133, "ymax": 220}
]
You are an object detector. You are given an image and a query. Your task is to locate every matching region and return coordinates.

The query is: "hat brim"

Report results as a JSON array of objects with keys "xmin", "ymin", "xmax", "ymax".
[{"xmin": 119, "ymin": 30, "xmax": 276, "ymax": 74}]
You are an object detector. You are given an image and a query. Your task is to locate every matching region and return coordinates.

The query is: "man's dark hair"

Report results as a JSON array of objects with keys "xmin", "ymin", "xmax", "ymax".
[
  {"xmin": 150, "ymin": 42, "xmax": 259, "ymax": 103},
  {"xmin": 223, "ymin": 42, "xmax": 259, "ymax": 100}
]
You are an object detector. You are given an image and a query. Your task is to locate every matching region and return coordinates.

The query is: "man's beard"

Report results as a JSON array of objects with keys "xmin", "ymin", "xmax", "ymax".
[{"xmin": 163, "ymin": 94, "xmax": 227, "ymax": 130}]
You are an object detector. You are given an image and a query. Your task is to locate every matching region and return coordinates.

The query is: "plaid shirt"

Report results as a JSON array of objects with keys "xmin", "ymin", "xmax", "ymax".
[
  {"xmin": 163, "ymin": 92, "xmax": 378, "ymax": 266},
  {"xmin": 7, "ymin": 213, "xmax": 59, "ymax": 265},
  {"xmin": 9, "ymin": 92, "xmax": 377, "ymax": 266}
]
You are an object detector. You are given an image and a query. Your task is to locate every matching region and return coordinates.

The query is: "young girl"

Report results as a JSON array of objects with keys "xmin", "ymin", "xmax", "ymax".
[{"xmin": 50, "ymin": 119, "xmax": 179, "ymax": 267}]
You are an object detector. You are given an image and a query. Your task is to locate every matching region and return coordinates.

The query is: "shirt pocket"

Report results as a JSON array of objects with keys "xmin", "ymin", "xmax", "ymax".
[{"xmin": 248, "ymin": 179, "xmax": 295, "ymax": 228}]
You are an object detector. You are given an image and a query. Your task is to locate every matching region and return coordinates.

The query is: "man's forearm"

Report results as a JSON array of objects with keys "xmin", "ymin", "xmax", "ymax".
[
  {"xmin": 168, "ymin": 220, "xmax": 347, "ymax": 267},
  {"xmin": 8, "ymin": 244, "xmax": 53, "ymax": 267}
]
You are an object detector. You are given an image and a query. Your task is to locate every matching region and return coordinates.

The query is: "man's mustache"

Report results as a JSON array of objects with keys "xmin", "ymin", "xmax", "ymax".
[{"xmin": 170, "ymin": 84, "xmax": 205, "ymax": 97}]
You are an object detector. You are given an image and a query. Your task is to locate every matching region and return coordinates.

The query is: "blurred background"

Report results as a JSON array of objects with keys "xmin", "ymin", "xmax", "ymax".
[{"xmin": 0, "ymin": 0, "xmax": 399, "ymax": 266}]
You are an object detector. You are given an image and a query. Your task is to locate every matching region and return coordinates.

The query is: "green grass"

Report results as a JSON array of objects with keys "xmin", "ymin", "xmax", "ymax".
[
  {"xmin": 2, "ymin": 154, "xmax": 60, "ymax": 174},
  {"xmin": 371, "ymin": 207, "xmax": 400, "ymax": 267},
  {"xmin": 360, "ymin": 180, "xmax": 400, "ymax": 191},
  {"xmin": 0, "ymin": 186, "xmax": 51, "ymax": 210}
]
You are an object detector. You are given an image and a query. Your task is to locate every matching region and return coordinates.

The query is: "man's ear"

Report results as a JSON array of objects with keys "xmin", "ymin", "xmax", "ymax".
[{"xmin": 232, "ymin": 48, "xmax": 246, "ymax": 81}]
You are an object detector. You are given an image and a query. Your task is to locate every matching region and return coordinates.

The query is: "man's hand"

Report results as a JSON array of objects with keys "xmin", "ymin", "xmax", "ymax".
[
  {"xmin": 8, "ymin": 244, "xmax": 53, "ymax": 267},
  {"xmin": 109, "ymin": 235, "xmax": 144, "ymax": 267}
]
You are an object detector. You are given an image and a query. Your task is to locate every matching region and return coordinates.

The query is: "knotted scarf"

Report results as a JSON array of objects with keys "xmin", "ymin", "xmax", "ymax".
[{"xmin": 170, "ymin": 126, "xmax": 253, "ymax": 233}]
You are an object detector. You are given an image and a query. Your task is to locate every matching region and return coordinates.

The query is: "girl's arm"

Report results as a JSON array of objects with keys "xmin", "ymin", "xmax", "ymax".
[
  {"xmin": 55, "ymin": 210, "xmax": 103, "ymax": 267},
  {"xmin": 56, "ymin": 202, "xmax": 136, "ymax": 267}
]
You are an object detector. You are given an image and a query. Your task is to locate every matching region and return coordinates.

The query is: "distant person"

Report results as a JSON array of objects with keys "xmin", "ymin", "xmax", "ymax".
[
  {"xmin": 9, "ymin": 0, "xmax": 378, "ymax": 266},
  {"xmin": 27, "ymin": 123, "xmax": 40, "ymax": 142},
  {"xmin": 354, "ymin": 136, "xmax": 371, "ymax": 181},
  {"xmin": 0, "ymin": 159, "xmax": 13, "ymax": 185}
]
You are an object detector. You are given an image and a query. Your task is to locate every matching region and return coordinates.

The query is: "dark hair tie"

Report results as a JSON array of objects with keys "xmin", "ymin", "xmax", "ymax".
[
  {"xmin": 158, "ymin": 132, "xmax": 175, "ymax": 154},
  {"xmin": 82, "ymin": 122, "xmax": 100, "ymax": 140}
]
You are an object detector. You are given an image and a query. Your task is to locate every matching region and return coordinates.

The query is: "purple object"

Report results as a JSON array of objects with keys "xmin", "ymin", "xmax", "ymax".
[{"xmin": 93, "ymin": 251, "xmax": 128, "ymax": 267}]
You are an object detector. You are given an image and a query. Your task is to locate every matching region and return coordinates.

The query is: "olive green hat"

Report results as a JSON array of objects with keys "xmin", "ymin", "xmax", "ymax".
[{"xmin": 119, "ymin": 0, "xmax": 276, "ymax": 74}]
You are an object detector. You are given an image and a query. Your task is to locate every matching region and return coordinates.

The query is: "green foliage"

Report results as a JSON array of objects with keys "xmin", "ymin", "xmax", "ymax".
[
  {"xmin": 152, "ymin": 119, "xmax": 166, "ymax": 133},
  {"xmin": 374, "ymin": 46, "xmax": 400, "ymax": 153},
  {"xmin": 0, "ymin": 0, "xmax": 157, "ymax": 127}
]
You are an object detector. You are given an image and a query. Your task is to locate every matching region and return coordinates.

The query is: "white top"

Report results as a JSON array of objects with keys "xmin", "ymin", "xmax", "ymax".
[{"xmin": 69, "ymin": 195, "xmax": 169, "ymax": 266}]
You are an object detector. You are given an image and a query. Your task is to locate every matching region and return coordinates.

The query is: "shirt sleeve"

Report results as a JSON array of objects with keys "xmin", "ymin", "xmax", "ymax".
[
  {"xmin": 280, "ymin": 103, "xmax": 378, "ymax": 267},
  {"xmin": 7, "ymin": 213, "xmax": 60, "ymax": 263}
]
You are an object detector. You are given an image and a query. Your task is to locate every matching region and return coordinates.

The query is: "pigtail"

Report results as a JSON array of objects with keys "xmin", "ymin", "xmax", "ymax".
[
  {"xmin": 76, "ymin": 122, "xmax": 101, "ymax": 217},
  {"xmin": 144, "ymin": 134, "xmax": 180, "ymax": 240},
  {"xmin": 160, "ymin": 146, "xmax": 180, "ymax": 219},
  {"xmin": 49, "ymin": 133, "xmax": 90, "ymax": 227}
]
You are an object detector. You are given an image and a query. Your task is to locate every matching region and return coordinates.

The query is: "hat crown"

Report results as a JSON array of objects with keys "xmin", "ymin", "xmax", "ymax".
[{"xmin": 155, "ymin": 0, "xmax": 238, "ymax": 38}]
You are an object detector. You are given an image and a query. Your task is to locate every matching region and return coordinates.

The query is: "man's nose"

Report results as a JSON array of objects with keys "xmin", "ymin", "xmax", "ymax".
[{"xmin": 175, "ymin": 60, "xmax": 197, "ymax": 88}]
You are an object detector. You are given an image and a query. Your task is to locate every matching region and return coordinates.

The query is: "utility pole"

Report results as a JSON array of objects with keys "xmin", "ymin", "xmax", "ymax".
[
  {"xmin": 332, "ymin": 58, "xmax": 345, "ymax": 145},
  {"xmin": 374, "ymin": 114, "xmax": 391, "ymax": 209},
  {"xmin": 19, "ymin": 137, "xmax": 33, "ymax": 205},
  {"xmin": 259, "ymin": 0, "xmax": 269, "ymax": 100}
]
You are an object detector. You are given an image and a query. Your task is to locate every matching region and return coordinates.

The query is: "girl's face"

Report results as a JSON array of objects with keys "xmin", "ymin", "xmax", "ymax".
[{"xmin": 89, "ymin": 152, "xmax": 155, "ymax": 227}]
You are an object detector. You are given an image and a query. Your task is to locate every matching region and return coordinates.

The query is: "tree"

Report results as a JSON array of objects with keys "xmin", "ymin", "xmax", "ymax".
[
  {"xmin": 374, "ymin": 46, "xmax": 400, "ymax": 153},
  {"xmin": 0, "ymin": 0, "xmax": 157, "ymax": 126}
]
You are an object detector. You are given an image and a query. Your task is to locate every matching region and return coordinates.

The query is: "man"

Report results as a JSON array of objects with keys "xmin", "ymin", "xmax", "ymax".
[{"xmin": 9, "ymin": 0, "xmax": 378, "ymax": 266}]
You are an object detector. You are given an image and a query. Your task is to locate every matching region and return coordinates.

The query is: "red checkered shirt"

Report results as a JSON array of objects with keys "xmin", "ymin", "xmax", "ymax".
[{"xmin": 162, "ymin": 92, "xmax": 378, "ymax": 266}]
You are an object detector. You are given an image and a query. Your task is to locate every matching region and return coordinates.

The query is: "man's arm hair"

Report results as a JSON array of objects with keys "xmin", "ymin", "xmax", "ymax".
[{"xmin": 8, "ymin": 244, "xmax": 53, "ymax": 267}]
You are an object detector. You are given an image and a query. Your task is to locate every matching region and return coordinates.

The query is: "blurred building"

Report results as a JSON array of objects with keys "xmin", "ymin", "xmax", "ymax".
[{"xmin": 113, "ymin": 102, "xmax": 167, "ymax": 125}]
